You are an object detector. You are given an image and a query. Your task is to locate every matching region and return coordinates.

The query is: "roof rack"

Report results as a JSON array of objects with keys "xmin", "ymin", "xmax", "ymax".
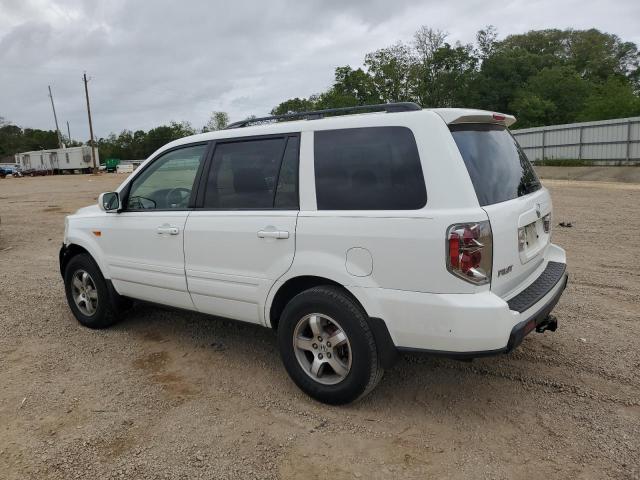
[{"xmin": 225, "ymin": 102, "xmax": 422, "ymax": 129}]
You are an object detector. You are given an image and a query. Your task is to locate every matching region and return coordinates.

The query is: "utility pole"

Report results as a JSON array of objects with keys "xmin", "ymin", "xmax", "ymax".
[
  {"xmin": 48, "ymin": 85, "xmax": 63, "ymax": 148},
  {"xmin": 83, "ymin": 72, "xmax": 97, "ymax": 174},
  {"xmin": 66, "ymin": 121, "xmax": 71, "ymax": 143}
]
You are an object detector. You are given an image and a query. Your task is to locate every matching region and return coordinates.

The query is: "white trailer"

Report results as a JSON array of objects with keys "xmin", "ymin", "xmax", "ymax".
[{"xmin": 14, "ymin": 146, "xmax": 99, "ymax": 174}]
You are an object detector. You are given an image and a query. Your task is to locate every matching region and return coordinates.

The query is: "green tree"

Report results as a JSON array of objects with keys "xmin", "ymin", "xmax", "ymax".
[
  {"xmin": 364, "ymin": 43, "xmax": 415, "ymax": 103},
  {"xmin": 472, "ymin": 49, "xmax": 560, "ymax": 113},
  {"xmin": 566, "ymin": 29, "xmax": 639, "ymax": 83},
  {"xmin": 511, "ymin": 66, "xmax": 593, "ymax": 127},
  {"xmin": 499, "ymin": 29, "xmax": 569, "ymax": 57},
  {"xmin": 271, "ymin": 97, "xmax": 316, "ymax": 115},
  {"xmin": 315, "ymin": 72, "xmax": 380, "ymax": 110},
  {"xmin": 142, "ymin": 122, "xmax": 195, "ymax": 155},
  {"xmin": 500, "ymin": 28, "xmax": 640, "ymax": 85},
  {"xmin": 0, "ymin": 121, "xmax": 59, "ymax": 157},
  {"xmin": 271, "ymin": 25, "xmax": 640, "ymax": 128},
  {"xmin": 476, "ymin": 25, "xmax": 498, "ymax": 60},
  {"xmin": 412, "ymin": 27, "xmax": 447, "ymax": 106},
  {"xmin": 202, "ymin": 111, "xmax": 229, "ymax": 132},
  {"xmin": 578, "ymin": 77, "xmax": 640, "ymax": 121},
  {"xmin": 96, "ymin": 121, "xmax": 197, "ymax": 161},
  {"xmin": 419, "ymin": 42, "xmax": 477, "ymax": 107}
]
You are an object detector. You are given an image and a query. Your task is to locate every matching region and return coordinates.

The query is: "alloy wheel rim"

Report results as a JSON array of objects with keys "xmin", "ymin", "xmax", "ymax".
[
  {"xmin": 71, "ymin": 269, "xmax": 98, "ymax": 316},
  {"xmin": 293, "ymin": 313, "xmax": 352, "ymax": 385}
]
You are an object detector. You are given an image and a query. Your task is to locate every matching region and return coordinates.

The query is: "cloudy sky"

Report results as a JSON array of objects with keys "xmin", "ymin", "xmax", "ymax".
[{"xmin": 1, "ymin": 0, "xmax": 638, "ymax": 140}]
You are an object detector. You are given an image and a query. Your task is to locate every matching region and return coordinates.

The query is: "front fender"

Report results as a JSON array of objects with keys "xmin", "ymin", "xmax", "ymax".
[{"xmin": 61, "ymin": 231, "xmax": 111, "ymax": 279}]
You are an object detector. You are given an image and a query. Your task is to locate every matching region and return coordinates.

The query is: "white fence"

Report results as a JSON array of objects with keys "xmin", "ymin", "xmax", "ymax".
[{"xmin": 512, "ymin": 116, "xmax": 640, "ymax": 164}]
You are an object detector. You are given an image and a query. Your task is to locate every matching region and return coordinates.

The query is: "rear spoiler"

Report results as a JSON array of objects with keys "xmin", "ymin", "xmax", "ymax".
[{"xmin": 434, "ymin": 109, "xmax": 516, "ymax": 127}]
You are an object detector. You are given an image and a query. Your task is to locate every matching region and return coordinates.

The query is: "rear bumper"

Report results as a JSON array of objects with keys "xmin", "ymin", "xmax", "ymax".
[
  {"xmin": 355, "ymin": 246, "xmax": 568, "ymax": 362},
  {"xmin": 505, "ymin": 267, "xmax": 567, "ymax": 353}
]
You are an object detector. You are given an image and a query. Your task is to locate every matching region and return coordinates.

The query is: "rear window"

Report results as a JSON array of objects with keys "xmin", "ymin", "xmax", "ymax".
[
  {"xmin": 450, "ymin": 124, "xmax": 541, "ymax": 206},
  {"xmin": 314, "ymin": 127, "xmax": 426, "ymax": 210},
  {"xmin": 203, "ymin": 137, "xmax": 293, "ymax": 210}
]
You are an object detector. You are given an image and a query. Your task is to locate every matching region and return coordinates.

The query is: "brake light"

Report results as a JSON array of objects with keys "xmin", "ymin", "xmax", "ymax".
[
  {"xmin": 446, "ymin": 221, "xmax": 492, "ymax": 285},
  {"xmin": 449, "ymin": 232, "xmax": 460, "ymax": 268},
  {"xmin": 493, "ymin": 113, "xmax": 506, "ymax": 121}
]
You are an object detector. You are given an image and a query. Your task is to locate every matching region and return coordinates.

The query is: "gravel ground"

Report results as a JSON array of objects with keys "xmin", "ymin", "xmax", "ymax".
[{"xmin": 0, "ymin": 174, "xmax": 638, "ymax": 480}]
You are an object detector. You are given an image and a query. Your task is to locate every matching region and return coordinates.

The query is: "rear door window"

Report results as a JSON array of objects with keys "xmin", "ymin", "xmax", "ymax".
[
  {"xmin": 274, "ymin": 137, "xmax": 300, "ymax": 209},
  {"xmin": 450, "ymin": 124, "xmax": 541, "ymax": 206},
  {"xmin": 203, "ymin": 135, "xmax": 299, "ymax": 209},
  {"xmin": 314, "ymin": 127, "xmax": 426, "ymax": 210}
]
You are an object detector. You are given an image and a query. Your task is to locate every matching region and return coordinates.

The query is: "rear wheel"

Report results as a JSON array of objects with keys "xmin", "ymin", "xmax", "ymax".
[
  {"xmin": 64, "ymin": 253, "xmax": 120, "ymax": 329},
  {"xmin": 277, "ymin": 286, "xmax": 383, "ymax": 404}
]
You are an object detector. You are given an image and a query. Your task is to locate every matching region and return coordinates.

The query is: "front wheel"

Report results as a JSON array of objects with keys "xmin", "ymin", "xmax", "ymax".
[
  {"xmin": 64, "ymin": 253, "xmax": 120, "ymax": 329},
  {"xmin": 277, "ymin": 286, "xmax": 383, "ymax": 405}
]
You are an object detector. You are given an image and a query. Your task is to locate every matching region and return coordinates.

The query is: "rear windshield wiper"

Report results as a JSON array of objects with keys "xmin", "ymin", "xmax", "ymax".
[{"xmin": 518, "ymin": 179, "xmax": 540, "ymax": 195}]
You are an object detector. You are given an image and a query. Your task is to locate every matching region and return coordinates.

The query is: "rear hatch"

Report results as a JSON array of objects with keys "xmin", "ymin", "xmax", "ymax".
[{"xmin": 450, "ymin": 123, "xmax": 551, "ymax": 298}]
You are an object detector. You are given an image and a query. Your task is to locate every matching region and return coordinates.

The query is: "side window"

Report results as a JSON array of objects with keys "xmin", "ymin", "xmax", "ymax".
[
  {"xmin": 274, "ymin": 136, "xmax": 299, "ymax": 209},
  {"xmin": 203, "ymin": 136, "xmax": 298, "ymax": 209},
  {"xmin": 126, "ymin": 144, "xmax": 206, "ymax": 210},
  {"xmin": 314, "ymin": 127, "xmax": 427, "ymax": 210}
]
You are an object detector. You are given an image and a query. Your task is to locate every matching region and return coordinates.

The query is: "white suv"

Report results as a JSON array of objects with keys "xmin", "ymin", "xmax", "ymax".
[{"xmin": 60, "ymin": 103, "xmax": 567, "ymax": 404}]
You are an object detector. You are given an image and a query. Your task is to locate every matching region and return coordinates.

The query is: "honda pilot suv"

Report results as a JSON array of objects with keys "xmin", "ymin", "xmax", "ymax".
[{"xmin": 60, "ymin": 103, "xmax": 567, "ymax": 404}]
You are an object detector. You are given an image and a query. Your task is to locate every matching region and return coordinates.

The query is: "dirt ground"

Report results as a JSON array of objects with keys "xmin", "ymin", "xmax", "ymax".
[{"xmin": 0, "ymin": 173, "xmax": 638, "ymax": 480}]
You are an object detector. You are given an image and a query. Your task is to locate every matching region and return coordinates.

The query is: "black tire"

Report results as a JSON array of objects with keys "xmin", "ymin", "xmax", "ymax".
[
  {"xmin": 277, "ymin": 286, "xmax": 383, "ymax": 405},
  {"xmin": 63, "ymin": 253, "xmax": 121, "ymax": 329}
]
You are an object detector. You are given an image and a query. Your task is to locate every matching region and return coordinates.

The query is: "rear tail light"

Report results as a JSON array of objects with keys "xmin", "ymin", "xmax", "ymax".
[
  {"xmin": 446, "ymin": 221, "xmax": 492, "ymax": 285},
  {"xmin": 449, "ymin": 231, "xmax": 460, "ymax": 268}
]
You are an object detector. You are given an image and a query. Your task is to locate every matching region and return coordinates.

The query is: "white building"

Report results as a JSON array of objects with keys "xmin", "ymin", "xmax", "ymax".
[{"xmin": 14, "ymin": 146, "xmax": 99, "ymax": 173}]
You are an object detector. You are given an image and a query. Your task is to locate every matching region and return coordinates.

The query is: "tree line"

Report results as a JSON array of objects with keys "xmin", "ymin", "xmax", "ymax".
[
  {"xmin": 0, "ymin": 117, "xmax": 80, "ymax": 161},
  {"xmin": 272, "ymin": 26, "xmax": 640, "ymax": 128},
  {"xmin": 0, "ymin": 112, "xmax": 229, "ymax": 162},
  {"xmin": 2, "ymin": 26, "xmax": 638, "ymax": 162}
]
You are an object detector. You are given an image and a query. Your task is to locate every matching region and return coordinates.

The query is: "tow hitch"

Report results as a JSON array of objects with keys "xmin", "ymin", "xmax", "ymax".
[{"xmin": 536, "ymin": 315, "xmax": 558, "ymax": 333}]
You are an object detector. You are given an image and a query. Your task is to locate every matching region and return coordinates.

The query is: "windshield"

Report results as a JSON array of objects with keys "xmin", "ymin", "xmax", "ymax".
[{"xmin": 450, "ymin": 123, "xmax": 541, "ymax": 206}]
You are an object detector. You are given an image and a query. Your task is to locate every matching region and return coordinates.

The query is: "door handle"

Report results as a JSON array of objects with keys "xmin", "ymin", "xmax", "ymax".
[
  {"xmin": 257, "ymin": 230, "xmax": 289, "ymax": 239},
  {"xmin": 157, "ymin": 225, "xmax": 179, "ymax": 235}
]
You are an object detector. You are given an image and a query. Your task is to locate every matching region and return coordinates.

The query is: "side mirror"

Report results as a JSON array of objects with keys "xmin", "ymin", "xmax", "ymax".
[{"xmin": 98, "ymin": 192, "xmax": 120, "ymax": 212}]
